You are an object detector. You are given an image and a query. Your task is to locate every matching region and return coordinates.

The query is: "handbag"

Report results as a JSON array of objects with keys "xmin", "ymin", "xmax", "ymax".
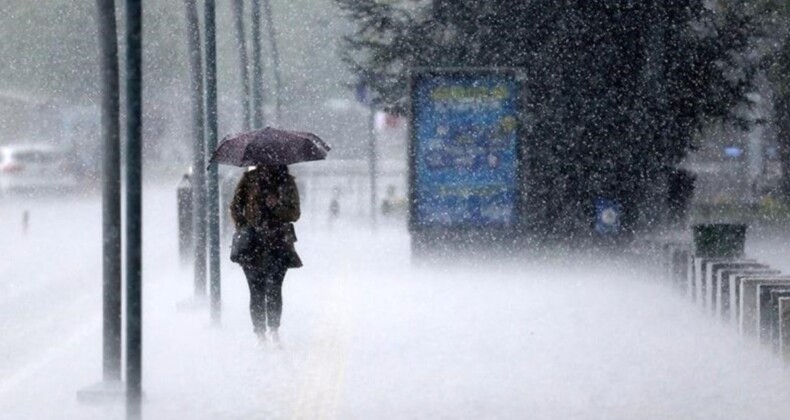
[{"xmin": 230, "ymin": 226, "xmax": 258, "ymax": 264}]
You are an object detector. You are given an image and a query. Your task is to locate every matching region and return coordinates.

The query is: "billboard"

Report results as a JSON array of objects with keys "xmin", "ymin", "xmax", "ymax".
[{"xmin": 410, "ymin": 69, "xmax": 521, "ymax": 230}]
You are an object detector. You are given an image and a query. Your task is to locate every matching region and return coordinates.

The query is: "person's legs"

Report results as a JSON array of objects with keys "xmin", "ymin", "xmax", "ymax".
[
  {"xmin": 264, "ymin": 259, "xmax": 287, "ymax": 335},
  {"xmin": 243, "ymin": 266, "xmax": 268, "ymax": 337}
]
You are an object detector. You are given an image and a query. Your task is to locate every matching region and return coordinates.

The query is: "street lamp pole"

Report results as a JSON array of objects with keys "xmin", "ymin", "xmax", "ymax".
[
  {"xmin": 95, "ymin": 0, "xmax": 123, "ymax": 384},
  {"xmin": 124, "ymin": 0, "xmax": 144, "ymax": 416},
  {"xmin": 251, "ymin": 0, "xmax": 264, "ymax": 128},
  {"xmin": 205, "ymin": 0, "xmax": 222, "ymax": 325},
  {"xmin": 262, "ymin": 0, "xmax": 282, "ymax": 125},
  {"xmin": 184, "ymin": 0, "xmax": 207, "ymax": 299}
]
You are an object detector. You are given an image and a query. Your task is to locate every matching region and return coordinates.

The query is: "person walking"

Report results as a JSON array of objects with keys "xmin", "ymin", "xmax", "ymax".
[{"xmin": 230, "ymin": 165, "xmax": 302, "ymax": 345}]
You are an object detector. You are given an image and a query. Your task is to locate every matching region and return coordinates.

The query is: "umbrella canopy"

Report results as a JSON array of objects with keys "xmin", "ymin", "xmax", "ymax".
[{"xmin": 209, "ymin": 127, "xmax": 330, "ymax": 167}]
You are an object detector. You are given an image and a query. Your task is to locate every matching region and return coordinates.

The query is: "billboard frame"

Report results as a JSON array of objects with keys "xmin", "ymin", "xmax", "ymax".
[{"xmin": 407, "ymin": 67, "xmax": 527, "ymax": 247}]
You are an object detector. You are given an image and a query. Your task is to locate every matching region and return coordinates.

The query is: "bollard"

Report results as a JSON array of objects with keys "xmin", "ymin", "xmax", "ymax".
[
  {"xmin": 766, "ymin": 289, "xmax": 790, "ymax": 352},
  {"xmin": 704, "ymin": 260, "xmax": 756, "ymax": 314},
  {"xmin": 738, "ymin": 276, "xmax": 790, "ymax": 336},
  {"xmin": 713, "ymin": 263, "xmax": 768, "ymax": 319},
  {"xmin": 757, "ymin": 283, "xmax": 790, "ymax": 345},
  {"xmin": 177, "ymin": 173, "xmax": 194, "ymax": 266},
  {"xmin": 692, "ymin": 257, "xmax": 729, "ymax": 308},
  {"xmin": 22, "ymin": 210, "xmax": 29, "ymax": 234},
  {"xmin": 727, "ymin": 270, "xmax": 781, "ymax": 325}
]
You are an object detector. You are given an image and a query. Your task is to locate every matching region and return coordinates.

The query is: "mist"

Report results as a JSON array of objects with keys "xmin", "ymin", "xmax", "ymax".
[
  {"xmin": 4, "ymin": 1, "xmax": 790, "ymax": 419},
  {"xmin": 4, "ymin": 187, "xmax": 790, "ymax": 419}
]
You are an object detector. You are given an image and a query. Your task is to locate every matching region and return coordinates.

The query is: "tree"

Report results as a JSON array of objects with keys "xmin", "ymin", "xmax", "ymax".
[
  {"xmin": 751, "ymin": 0, "xmax": 790, "ymax": 201},
  {"xmin": 337, "ymin": 0, "xmax": 758, "ymax": 238}
]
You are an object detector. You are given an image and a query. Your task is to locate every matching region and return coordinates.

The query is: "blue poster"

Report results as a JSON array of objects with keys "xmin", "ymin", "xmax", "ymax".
[{"xmin": 412, "ymin": 71, "xmax": 519, "ymax": 228}]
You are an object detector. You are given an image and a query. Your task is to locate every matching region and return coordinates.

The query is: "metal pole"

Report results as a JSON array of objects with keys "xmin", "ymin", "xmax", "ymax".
[
  {"xmin": 645, "ymin": 0, "xmax": 668, "ymax": 230},
  {"xmin": 262, "ymin": 0, "xmax": 282, "ymax": 125},
  {"xmin": 96, "ymin": 0, "xmax": 122, "ymax": 383},
  {"xmin": 205, "ymin": 0, "xmax": 222, "ymax": 325},
  {"xmin": 184, "ymin": 0, "xmax": 207, "ymax": 298},
  {"xmin": 231, "ymin": 0, "xmax": 251, "ymax": 131},
  {"xmin": 124, "ymin": 0, "xmax": 143, "ymax": 416},
  {"xmin": 368, "ymin": 105, "xmax": 377, "ymax": 228},
  {"xmin": 250, "ymin": 0, "xmax": 264, "ymax": 128}
]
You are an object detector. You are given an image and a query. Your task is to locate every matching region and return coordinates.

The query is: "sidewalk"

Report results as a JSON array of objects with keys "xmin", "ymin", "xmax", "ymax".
[{"xmin": 4, "ymin": 189, "xmax": 790, "ymax": 419}]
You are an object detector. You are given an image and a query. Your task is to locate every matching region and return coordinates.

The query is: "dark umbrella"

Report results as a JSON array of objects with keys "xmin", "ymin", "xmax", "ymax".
[{"xmin": 208, "ymin": 127, "xmax": 330, "ymax": 167}]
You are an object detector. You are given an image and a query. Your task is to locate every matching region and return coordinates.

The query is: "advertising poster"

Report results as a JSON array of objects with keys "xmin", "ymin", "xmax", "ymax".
[{"xmin": 411, "ymin": 70, "xmax": 520, "ymax": 229}]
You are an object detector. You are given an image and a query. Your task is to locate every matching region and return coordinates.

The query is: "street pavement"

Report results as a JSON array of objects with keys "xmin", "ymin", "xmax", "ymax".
[{"xmin": 3, "ymin": 186, "xmax": 790, "ymax": 419}]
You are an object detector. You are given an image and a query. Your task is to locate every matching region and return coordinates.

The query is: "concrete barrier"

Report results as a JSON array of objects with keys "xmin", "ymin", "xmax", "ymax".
[
  {"xmin": 764, "ymin": 289, "xmax": 790, "ymax": 351},
  {"xmin": 693, "ymin": 257, "xmax": 730, "ymax": 308},
  {"xmin": 649, "ymin": 231, "xmax": 790, "ymax": 366},
  {"xmin": 713, "ymin": 263, "xmax": 767, "ymax": 319},
  {"xmin": 705, "ymin": 260, "xmax": 756, "ymax": 314},
  {"xmin": 757, "ymin": 283, "xmax": 790, "ymax": 345},
  {"xmin": 728, "ymin": 270, "xmax": 781, "ymax": 326},
  {"xmin": 739, "ymin": 276, "xmax": 790, "ymax": 337}
]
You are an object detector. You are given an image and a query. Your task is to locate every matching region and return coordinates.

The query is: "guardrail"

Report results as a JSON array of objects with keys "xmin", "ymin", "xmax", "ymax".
[{"xmin": 648, "ymin": 224, "xmax": 790, "ymax": 363}]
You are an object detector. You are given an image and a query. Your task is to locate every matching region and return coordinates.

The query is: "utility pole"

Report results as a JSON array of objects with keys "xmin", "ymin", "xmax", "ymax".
[
  {"xmin": 250, "ymin": 0, "xmax": 264, "ymax": 128},
  {"xmin": 205, "ymin": 0, "xmax": 222, "ymax": 325},
  {"xmin": 96, "ymin": 0, "xmax": 122, "ymax": 384},
  {"xmin": 124, "ymin": 0, "xmax": 144, "ymax": 417},
  {"xmin": 644, "ymin": 0, "xmax": 668, "ymax": 231},
  {"xmin": 231, "ymin": 0, "xmax": 251, "ymax": 131},
  {"xmin": 184, "ymin": 0, "xmax": 207, "ymax": 299},
  {"xmin": 76, "ymin": 1, "xmax": 125, "ymax": 404}
]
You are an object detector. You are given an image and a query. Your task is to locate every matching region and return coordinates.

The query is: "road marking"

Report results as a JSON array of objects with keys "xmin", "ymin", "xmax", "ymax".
[
  {"xmin": 0, "ymin": 317, "xmax": 99, "ymax": 397},
  {"xmin": 290, "ymin": 264, "xmax": 356, "ymax": 420}
]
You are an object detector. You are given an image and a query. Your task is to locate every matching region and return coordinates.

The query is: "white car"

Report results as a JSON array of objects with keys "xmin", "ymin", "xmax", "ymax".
[{"xmin": 0, "ymin": 144, "xmax": 78, "ymax": 195}]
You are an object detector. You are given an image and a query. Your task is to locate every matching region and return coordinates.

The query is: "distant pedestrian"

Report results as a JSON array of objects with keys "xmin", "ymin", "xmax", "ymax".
[
  {"xmin": 22, "ymin": 210, "xmax": 29, "ymax": 235},
  {"xmin": 230, "ymin": 165, "xmax": 302, "ymax": 346},
  {"xmin": 381, "ymin": 185, "xmax": 397, "ymax": 217}
]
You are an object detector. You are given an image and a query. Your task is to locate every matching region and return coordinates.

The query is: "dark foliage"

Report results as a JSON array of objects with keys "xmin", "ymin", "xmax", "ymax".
[{"xmin": 336, "ymin": 0, "xmax": 758, "ymax": 238}]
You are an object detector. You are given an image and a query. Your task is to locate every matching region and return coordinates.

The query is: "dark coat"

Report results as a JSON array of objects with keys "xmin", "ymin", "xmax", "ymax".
[{"xmin": 230, "ymin": 168, "xmax": 302, "ymax": 268}]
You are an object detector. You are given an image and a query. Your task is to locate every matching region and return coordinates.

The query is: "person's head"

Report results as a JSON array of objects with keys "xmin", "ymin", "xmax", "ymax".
[{"xmin": 257, "ymin": 164, "xmax": 288, "ymax": 180}]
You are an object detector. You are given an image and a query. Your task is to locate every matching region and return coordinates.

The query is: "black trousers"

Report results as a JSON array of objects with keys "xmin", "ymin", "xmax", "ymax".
[{"xmin": 242, "ymin": 258, "xmax": 287, "ymax": 334}]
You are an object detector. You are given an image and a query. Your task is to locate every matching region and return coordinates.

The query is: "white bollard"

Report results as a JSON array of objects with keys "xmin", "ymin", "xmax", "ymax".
[
  {"xmin": 739, "ymin": 276, "xmax": 790, "ymax": 337},
  {"xmin": 728, "ymin": 270, "xmax": 781, "ymax": 326},
  {"xmin": 715, "ymin": 264, "xmax": 769, "ymax": 319}
]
